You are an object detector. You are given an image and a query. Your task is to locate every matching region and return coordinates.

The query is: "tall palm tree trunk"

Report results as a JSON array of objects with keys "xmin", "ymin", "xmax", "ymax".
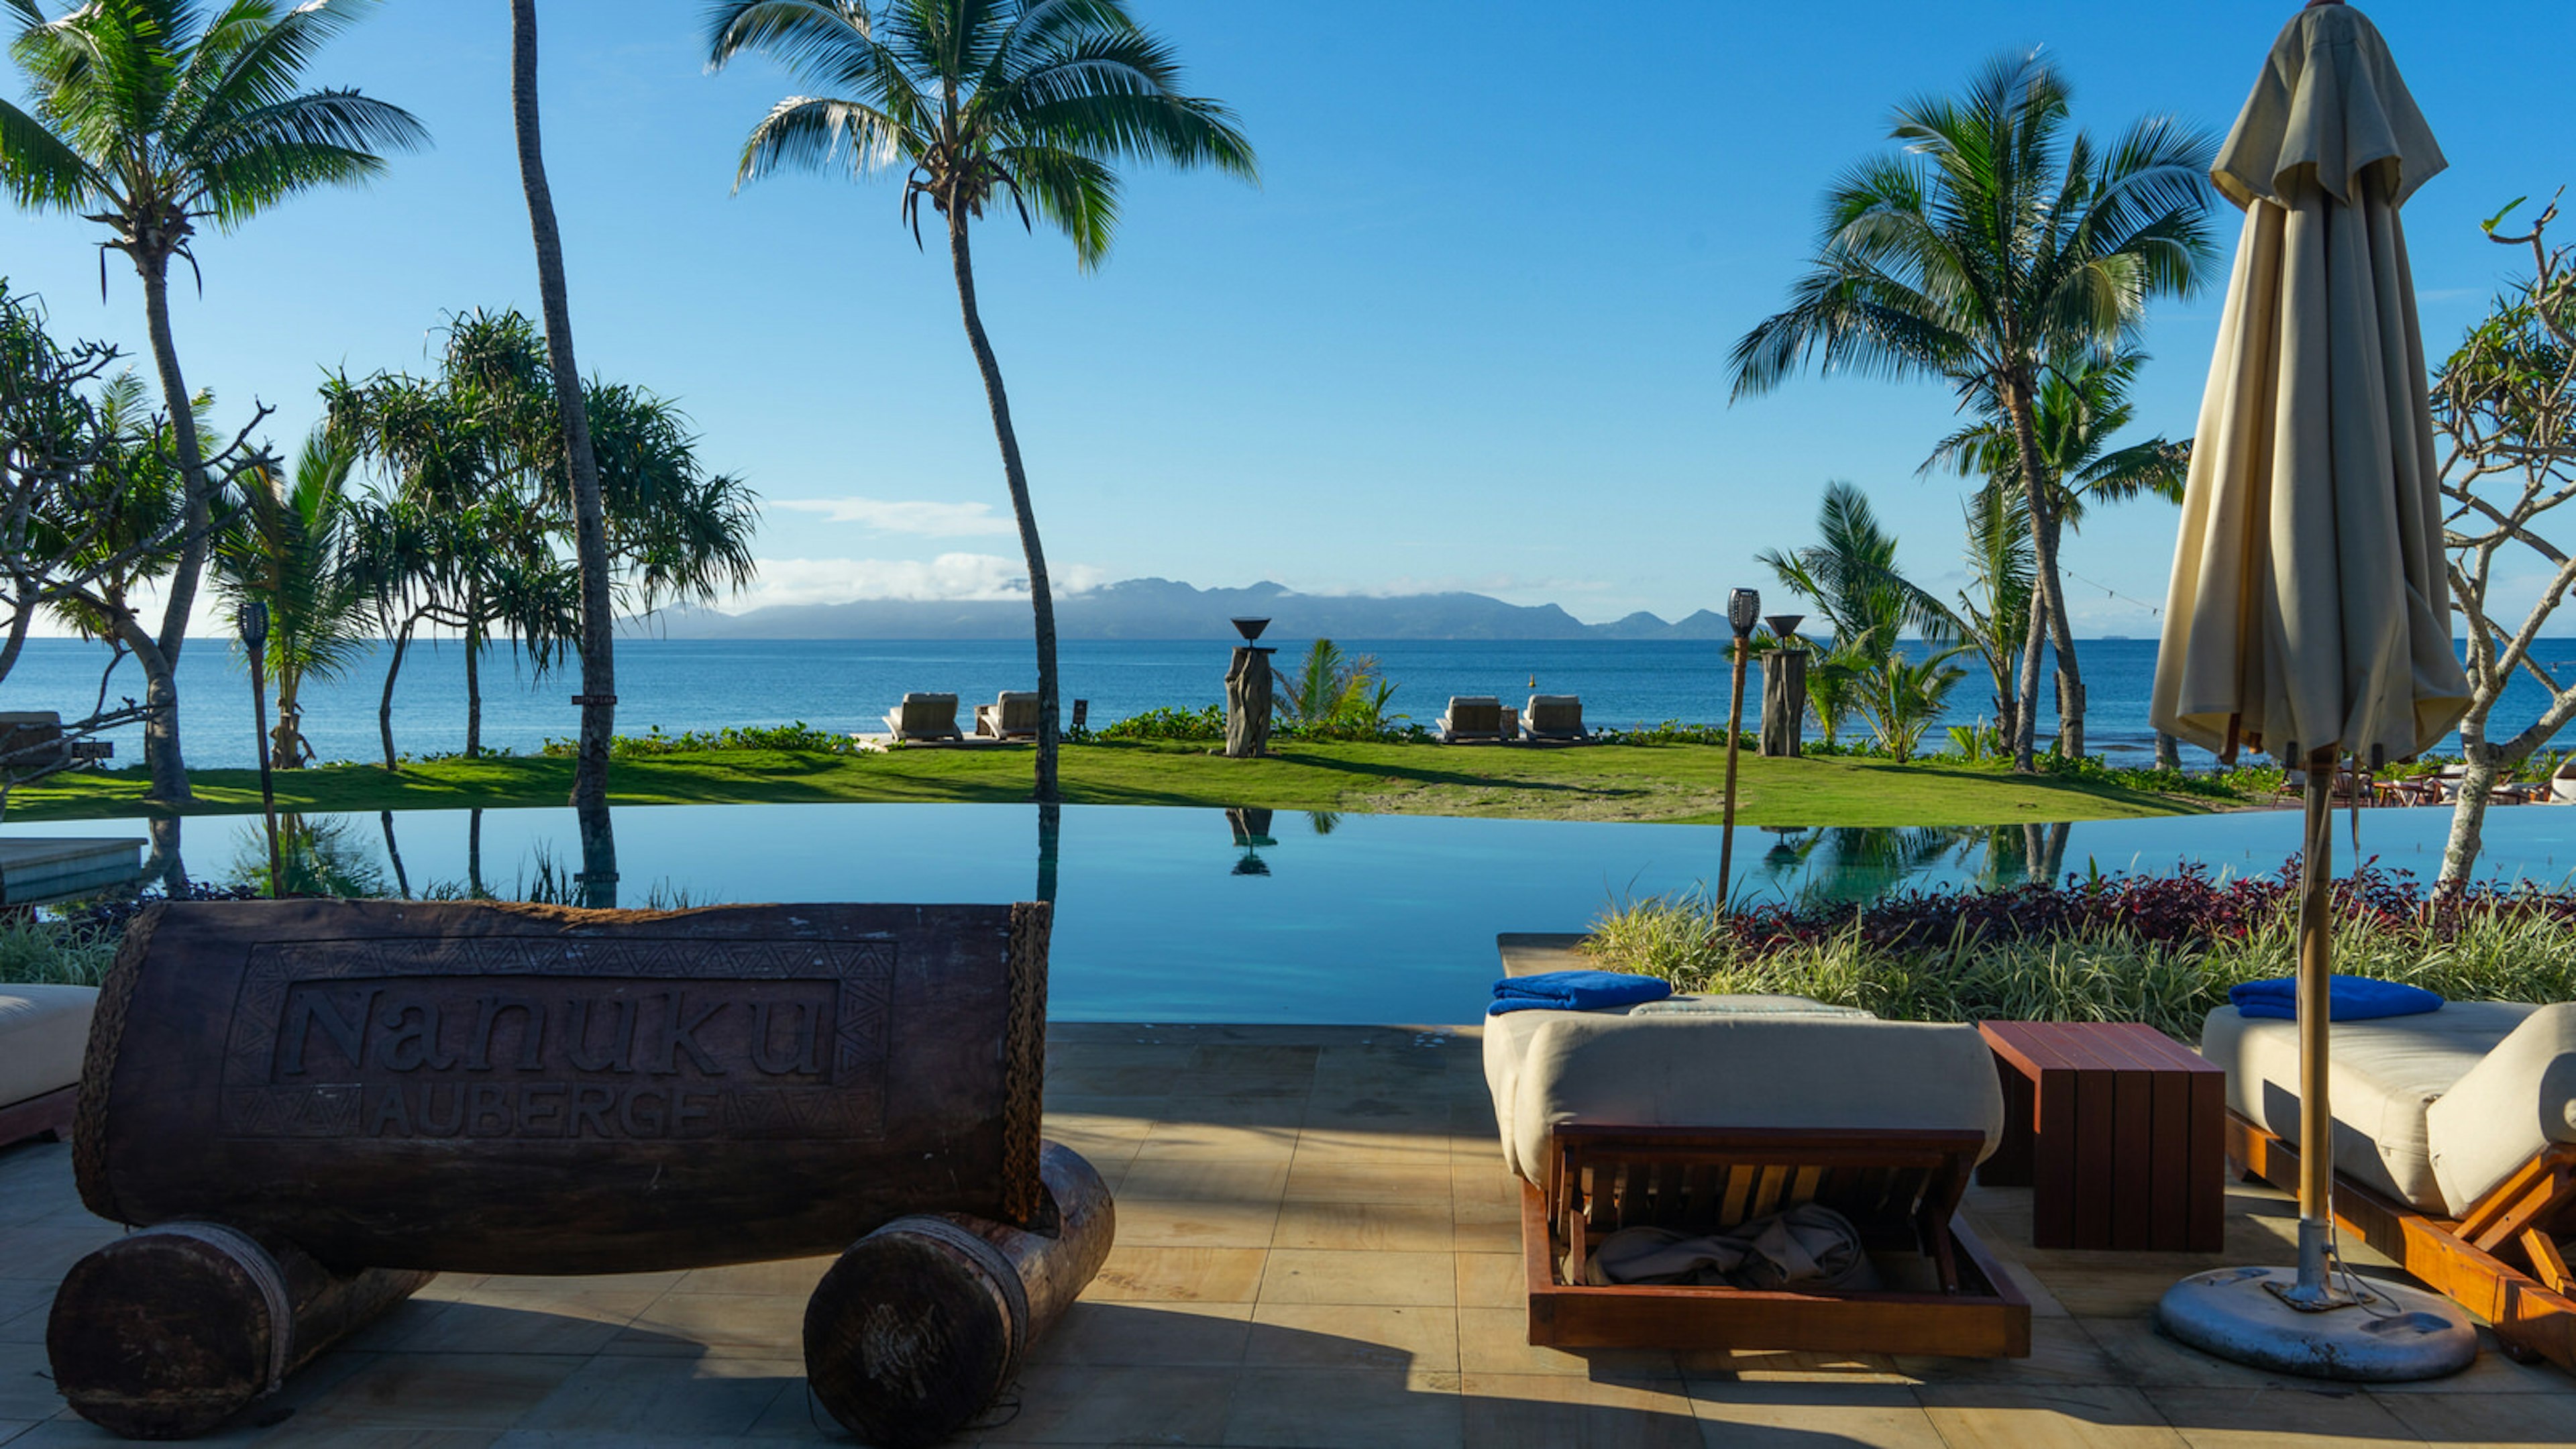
[
  {"xmin": 2037, "ymin": 508, "xmax": 2086, "ymax": 759},
  {"xmin": 464, "ymin": 609, "xmax": 482, "ymax": 758},
  {"xmin": 945, "ymin": 207, "xmax": 1061, "ymax": 804},
  {"xmin": 2005, "ymin": 380, "xmax": 2062, "ymax": 773},
  {"xmin": 136, "ymin": 258, "xmax": 208, "ymax": 802},
  {"xmin": 511, "ymin": 0, "xmax": 617, "ymax": 907}
]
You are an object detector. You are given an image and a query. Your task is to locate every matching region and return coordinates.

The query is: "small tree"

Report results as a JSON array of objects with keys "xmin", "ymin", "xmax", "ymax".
[{"xmin": 2436, "ymin": 195, "xmax": 2576, "ymax": 887}]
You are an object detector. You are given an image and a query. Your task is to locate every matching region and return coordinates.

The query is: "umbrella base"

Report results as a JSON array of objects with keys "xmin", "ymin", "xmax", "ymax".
[{"xmin": 2157, "ymin": 1266, "xmax": 2476, "ymax": 1381}]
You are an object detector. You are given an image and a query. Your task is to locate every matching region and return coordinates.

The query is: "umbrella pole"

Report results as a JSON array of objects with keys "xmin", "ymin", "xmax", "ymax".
[{"xmin": 2289, "ymin": 747, "xmax": 2345, "ymax": 1305}]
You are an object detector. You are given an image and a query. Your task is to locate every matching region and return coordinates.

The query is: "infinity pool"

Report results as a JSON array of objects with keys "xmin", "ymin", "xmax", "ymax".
[{"xmin": 17, "ymin": 802, "xmax": 2576, "ymax": 1022}]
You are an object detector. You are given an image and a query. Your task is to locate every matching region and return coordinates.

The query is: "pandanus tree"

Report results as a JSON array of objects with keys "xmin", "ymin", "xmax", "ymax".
[
  {"xmin": 327, "ymin": 309, "xmax": 756, "ymax": 767},
  {"xmin": 707, "ymin": 0, "xmax": 1256, "ymax": 804},
  {"xmin": 212, "ymin": 427, "xmax": 371, "ymax": 767},
  {"xmin": 1729, "ymin": 52, "xmax": 2214, "ymax": 771},
  {"xmin": 0, "ymin": 0, "xmax": 423, "ymax": 800}
]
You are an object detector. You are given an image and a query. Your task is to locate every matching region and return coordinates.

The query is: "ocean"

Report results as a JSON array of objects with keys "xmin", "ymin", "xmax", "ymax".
[{"xmin": 5, "ymin": 635, "xmax": 2573, "ymax": 772}]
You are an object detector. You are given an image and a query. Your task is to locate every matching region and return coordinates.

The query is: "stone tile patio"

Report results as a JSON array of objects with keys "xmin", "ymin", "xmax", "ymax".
[{"xmin": 3, "ymin": 1023, "xmax": 2571, "ymax": 1447}]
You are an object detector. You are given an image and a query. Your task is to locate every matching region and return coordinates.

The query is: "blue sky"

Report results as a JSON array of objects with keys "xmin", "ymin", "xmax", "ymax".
[{"xmin": 3, "ymin": 0, "xmax": 2569, "ymax": 633}]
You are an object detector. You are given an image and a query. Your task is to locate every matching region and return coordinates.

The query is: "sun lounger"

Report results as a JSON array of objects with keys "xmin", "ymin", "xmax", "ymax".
[
  {"xmin": 1483, "ymin": 1002, "xmax": 2030, "ymax": 1356},
  {"xmin": 1438, "ymin": 696, "xmax": 1509, "ymax": 744},
  {"xmin": 2551, "ymin": 758, "xmax": 2576, "ymax": 804},
  {"xmin": 975, "ymin": 691, "xmax": 1041, "ymax": 741},
  {"xmin": 2204, "ymin": 1001, "xmax": 2576, "ymax": 1372},
  {"xmin": 1524, "ymin": 695, "xmax": 1591, "ymax": 744},
  {"xmin": 0, "ymin": 983, "xmax": 95, "ymax": 1148},
  {"xmin": 882, "ymin": 692, "xmax": 965, "ymax": 742}
]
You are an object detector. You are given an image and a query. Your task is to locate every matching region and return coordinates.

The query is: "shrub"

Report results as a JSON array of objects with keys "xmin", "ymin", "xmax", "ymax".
[
  {"xmin": 1587, "ymin": 861, "xmax": 2576, "ymax": 1041},
  {"xmin": 541, "ymin": 722, "xmax": 869, "ymax": 759},
  {"xmin": 0, "ymin": 914, "xmax": 117, "ymax": 985},
  {"xmin": 1099, "ymin": 704, "xmax": 1226, "ymax": 742}
]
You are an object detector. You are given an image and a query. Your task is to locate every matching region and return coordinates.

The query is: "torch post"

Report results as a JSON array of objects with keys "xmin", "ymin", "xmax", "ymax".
[
  {"xmin": 1716, "ymin": 588, "xmax": 1760, "ymax": 908},
  {"xmin": 239, "ymin": 602, "xmax": 282, "ymax": 897}
]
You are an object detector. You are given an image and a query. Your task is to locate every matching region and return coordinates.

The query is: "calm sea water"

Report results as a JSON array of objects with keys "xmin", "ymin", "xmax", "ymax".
[
  {"xmin": 28, "ymin": 802, "xmax": 2576, "ymax": 1022},
  {"xmin": 7, "ymin": 635, "xmax": 2575, "ymax": 771}
]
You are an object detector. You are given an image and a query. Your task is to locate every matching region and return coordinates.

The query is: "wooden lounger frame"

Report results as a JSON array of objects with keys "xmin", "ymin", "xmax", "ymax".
[
  {"xmin": 2229, "ymin": 1111, "xmax": 2576, "ymax": 1373},
  {"xmin": 0, "ymin": 1084, "xmax": 76, "ymax": 1149},
  {"xmin": 1523, "ymin": 1124, "xmax": 2031, "ymax": 1356}
]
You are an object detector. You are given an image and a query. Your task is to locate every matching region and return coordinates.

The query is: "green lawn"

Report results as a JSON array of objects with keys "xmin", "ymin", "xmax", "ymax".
[{"xmin": 7, "ymin": 740, "xmax": 2226, "ymax": 827}]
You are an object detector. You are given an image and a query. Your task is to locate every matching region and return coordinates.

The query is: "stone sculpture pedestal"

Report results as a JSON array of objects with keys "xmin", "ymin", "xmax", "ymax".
[
  {"xmin": 1760, "ymin": 649, "xmax": 1807, "ymax": 757},
  {"xmin": 1225, "ymin": 647, "xmax": 1277, "ymax": 758}
]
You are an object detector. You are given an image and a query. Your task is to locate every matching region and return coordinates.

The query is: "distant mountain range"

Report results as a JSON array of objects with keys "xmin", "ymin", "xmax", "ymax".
[{"xmin": 650, "ymin": 578, "xmax": 1740, "ymax": 641}]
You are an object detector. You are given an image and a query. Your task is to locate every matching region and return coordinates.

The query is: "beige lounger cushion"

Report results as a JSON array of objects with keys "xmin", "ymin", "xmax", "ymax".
[
  {"xmin": 2202, "ymin": 1002, "xmax": 2538, "ymax": 1215},
  {"xmin": 1442, "ymin": 698, "xmax": 1504, "ymax": 735},
  {"xmin": 2426, "ymin": 1003, "xmax": 2576, "ymax": 1213},
  {"xmin": 0, "ymin": 983, "xmax": 97, "ymax": 1108},
  {"xmin": 1483, "ymin": 1009, "xmax": 2002, "ymax": 1186},
  {"xmin": 1525, "ymin": 696, "xmax": 1585, "ymax": 735}
]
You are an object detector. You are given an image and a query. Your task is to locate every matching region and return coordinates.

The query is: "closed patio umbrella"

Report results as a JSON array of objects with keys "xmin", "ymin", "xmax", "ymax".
[{"xmin": 2151, "ymin": 0, "xmax": 2475, "ymax": 1380}]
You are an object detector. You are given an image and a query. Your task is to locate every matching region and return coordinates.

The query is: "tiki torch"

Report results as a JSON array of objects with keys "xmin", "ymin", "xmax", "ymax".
[{"xmin": 1717, "ymin": 588, "xmax": 1760, "ymax": 908}]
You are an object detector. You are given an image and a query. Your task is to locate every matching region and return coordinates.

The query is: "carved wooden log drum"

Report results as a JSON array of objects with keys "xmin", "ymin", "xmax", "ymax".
[
  {"xmin": 71, "ymin": 899, "xmax": 1052, "ymax": 1274},
  {"xmin": 805, "ymin": 1140, "xmax": 1116, "ymax": 1447},
  {"xmin": 46, "ymin": 1222, "xmax": 433, "ymax": 1439}
]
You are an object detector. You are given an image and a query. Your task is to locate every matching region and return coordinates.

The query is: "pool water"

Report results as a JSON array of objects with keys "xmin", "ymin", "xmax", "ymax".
[{"xmin": 17, "ymin": 802, "xmax": 2576, "ymax": 1023}]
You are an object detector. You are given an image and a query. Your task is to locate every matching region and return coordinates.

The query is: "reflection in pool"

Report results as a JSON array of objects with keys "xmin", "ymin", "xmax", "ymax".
[{"xmin": 21, "ymin": 801, "xmax": 2576, "ymax": 1024}]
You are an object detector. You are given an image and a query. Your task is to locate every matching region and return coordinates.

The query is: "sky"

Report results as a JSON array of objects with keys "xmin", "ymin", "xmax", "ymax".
[{"xmin": 3, "ymin": 0, "xmax": 2571, "ymax": 635}]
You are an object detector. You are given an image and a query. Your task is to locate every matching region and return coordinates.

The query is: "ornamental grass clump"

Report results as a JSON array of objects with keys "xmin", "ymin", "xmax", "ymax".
[
  {"xmin": 0, "ymin": 914, "xmax": 115, "ymax": 987},
  {"xmin": 1589, "ymin": 862, "xmax": 2576, "ymax": 1041}
]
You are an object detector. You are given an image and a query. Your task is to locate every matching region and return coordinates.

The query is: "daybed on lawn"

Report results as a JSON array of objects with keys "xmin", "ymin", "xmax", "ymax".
[
  {"xmin": 1523, "ymin": 694, "xmax": 1592, "ymax": 744},
  {"xmin": 2204, "ymin": 1001, "xmax": 2576, "ymax": 1372},
  {"xmin": 1438, "ymin": 696, "xmax": 1509, "ymax": 744},
  {"xmin": 975, "ymin": 690, "xmax": 1040, "ymax": 741},
  {"xmin": 882, "ymin": 692, "xmax": 965, "ymax": 742},
  {"xmin": 1483, "ymin": 999, "xmax": 2031, "ymax": 1356},
  {"xmin": 0, "ymin": 982, "xmax": 95, "ymax": 1147}
]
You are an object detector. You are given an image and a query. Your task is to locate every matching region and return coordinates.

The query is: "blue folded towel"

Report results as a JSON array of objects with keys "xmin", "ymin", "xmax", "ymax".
[
  {"xmin": 1489, "ymin": 969, "xmax": 1673, "ymax": 1016},
  {"xmin": 2229, "ymin": 975, "xmax": 2445, "ymax": 1022}
]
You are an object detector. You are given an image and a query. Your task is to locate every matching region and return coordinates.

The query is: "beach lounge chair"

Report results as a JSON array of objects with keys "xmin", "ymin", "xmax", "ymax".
[
  {"xmin": 0, "ymin": 982, "xmax": 95, "ymax": 1148},
  {"xmin": 1483, "ymin": 1002, "xmax": 2030, "ymax": 1356},
  {"xmin": 882, "ymin": 692, "xmax": 965, "ymax": 742},
  {"xmin": 2205, "ymin": 1000, "xmax": 2576, "ymax": 1373},
  {"xmin": 1438, "ymin": 696, "xmax": 1509, "ymax": 744},
  {"xmin": 975, "ymin": 691, "xmax": 1040, "ymax": 741},
  {"xmin": 2554, "ymin": 759, "xmax": 2576, "ymax": 804},
  {"xmin": 1524, "ymin": 695, "xmax": 1591, "ymax": 744}
]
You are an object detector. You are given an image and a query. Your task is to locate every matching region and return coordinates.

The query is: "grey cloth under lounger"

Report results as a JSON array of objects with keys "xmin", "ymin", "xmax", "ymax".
[{"xmin": 1582, "ymin": 1203, "xmax": 1880, "ymax": 1291}]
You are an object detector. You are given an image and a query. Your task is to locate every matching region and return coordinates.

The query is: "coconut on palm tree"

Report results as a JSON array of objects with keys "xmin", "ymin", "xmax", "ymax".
[
  {"xmin": 707, "ymin": 0, "xmax": 1254, "ymax": 804},
  {"xmin": 0, "ymin": 0, "xmax": 423, "ymax": 801},
  {"xmin": 214, "ymin": 428, "xmax": 371, "ymax": 768},
  {"xmin": 1729, "ymin": 51, "xmax": 2214, "ymax": 771}
]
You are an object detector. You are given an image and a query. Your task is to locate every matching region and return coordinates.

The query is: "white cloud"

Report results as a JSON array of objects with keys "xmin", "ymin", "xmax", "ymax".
[
  {"xmin": 769, "ymin": 496, "xmax": 1015, "ymax": 537},
  {"xmin": 724, "ymin": 553, "xmax": 1106, "ymax": 610}
]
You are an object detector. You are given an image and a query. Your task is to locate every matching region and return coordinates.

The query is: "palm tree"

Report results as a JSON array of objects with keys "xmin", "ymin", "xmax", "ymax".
[
  {"xmin": 1923, "ymin": 347, "xmax": 2190, "ymax": 756},
  {"xmin": 1758, "ymin": 480, "xmax": 1953, "ymax": 659},
  {"xmin": 0, "ymin": 0, "xmax": 425, "ymax": 801},
  {"xmin": 213, "ymin": 427, "xmax": 371, "ymax": 767},
  {"xmin": 506, "ymin": 0, "xmax": 614, "ymax": 906},
  {"xmin": 1729, "ymin": 52, "xmax": 2214, "ymax": 772},
  {"xmin": 707, "ymin": 0, "xmax": 1256, "ymax": 804},
  {"xmin": 1943, "ymin": 473, "xmax": 2034, "ymax": 748},
  {"xmin": 1859, "ymin": 645, "xmax": 1970, "ymax": 762}
]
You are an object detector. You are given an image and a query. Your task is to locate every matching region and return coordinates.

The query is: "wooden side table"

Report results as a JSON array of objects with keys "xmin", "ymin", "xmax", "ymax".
[{"xmin": 1976, "ymin": 1020, "xmax": 2226, "ymax": 1252}]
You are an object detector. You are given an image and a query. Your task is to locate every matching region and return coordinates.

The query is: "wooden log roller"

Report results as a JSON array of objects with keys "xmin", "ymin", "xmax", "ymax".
[
  {"xmin": 805, "ymin": 1140, "xmax": 1117, "ymax": 1447},
  {"xmin": 46, "ymin": 1223, "xmax": 431, "ymax": 1440}
]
